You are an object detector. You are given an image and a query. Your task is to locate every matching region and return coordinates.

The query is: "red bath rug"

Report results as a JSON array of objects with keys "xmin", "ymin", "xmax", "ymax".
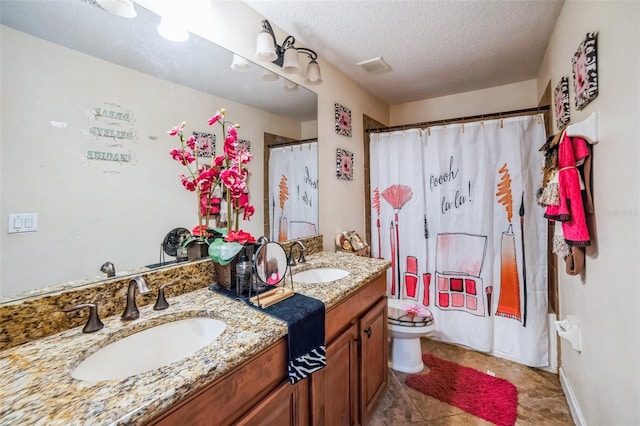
[{"xmin": 405, "ymin": 353, "xmax": 518, "ymax": 426}]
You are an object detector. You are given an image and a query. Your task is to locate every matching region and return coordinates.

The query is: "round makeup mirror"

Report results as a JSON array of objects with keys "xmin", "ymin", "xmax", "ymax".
[{"xmin": 254, "ymin": 242, "xmax": 288, "ymax": 286}]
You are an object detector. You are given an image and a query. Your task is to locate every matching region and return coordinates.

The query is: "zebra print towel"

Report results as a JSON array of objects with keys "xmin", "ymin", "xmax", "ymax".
[{"xmin": 261, "ymin": 293, "xmax": 326, "ymax": 384}]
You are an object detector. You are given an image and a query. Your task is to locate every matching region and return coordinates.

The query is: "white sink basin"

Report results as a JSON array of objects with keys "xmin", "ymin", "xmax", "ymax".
[
  {"xmin": 292, "ymin": 267, "xmax": 350, "ymax": 284},
  {"xmin": 71, "ymin": 317, "xmax": 226, "ymax": 381}
]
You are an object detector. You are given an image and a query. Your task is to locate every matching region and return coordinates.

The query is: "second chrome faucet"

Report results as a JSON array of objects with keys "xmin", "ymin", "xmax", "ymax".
[{"xmin": 121, "ymin": 276, "xmax": 150, "ymax": 321}]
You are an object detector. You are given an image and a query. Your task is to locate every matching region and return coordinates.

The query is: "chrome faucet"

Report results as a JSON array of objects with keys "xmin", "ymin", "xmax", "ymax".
[
  {"xmin": 121, "ymin": 276, "xmax": 150, "ymax": 321},
  {"xmin": 100, "ymin": 261, "xmax": 115, "ymax": 277},
  {"xmin": 288, "ymin": 240, "xmax": 307, "ymax": 266}
]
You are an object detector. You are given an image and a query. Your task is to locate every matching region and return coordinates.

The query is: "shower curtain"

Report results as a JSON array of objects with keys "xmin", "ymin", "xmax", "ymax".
[
  {"xmin": 269, "ymin": 141, "xmax": 318, "ymax": 242},
  {"xmin": 370, "ymin": 115, "xmax": 549, "ymax": 367}
]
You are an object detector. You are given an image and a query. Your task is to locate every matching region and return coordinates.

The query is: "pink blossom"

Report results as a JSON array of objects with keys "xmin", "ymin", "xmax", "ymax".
[
  {"xmin": 207, "ymin": 111, "xmax": 224, "ymax": 126},
  {"xmin": 214, "ymin": 155, "xmax": 226, "ymax": 167},
  {"xmin": 170, "ymin": 148, "xmax": 195, "ymax": 165},
  {"xmin": 192, "ymin": 225, "xmax": 209, "ymax": 237},
  {"xmin": 180, "ymin": 174, "xmax": 197, "ymax": 192},
  {"xmin": 236, "ymin": 148, "xmax": 253, "ymax": 165},
  {"xmin": 201, "ymin": 196, "xmax": 221, "ymax": 215},
  {"xmin": 243, "ymin": 204, "xmax": 255, "ymax": 220},
  {"xmin": 227, "ymin": 126, "xmax": 238, "ymax": 139},
  {"xmin": 220, "ymin": 168, "xmax": 245, "ymax": 192},
  {"xmin": 225, "ymin": 229, "xmax": 256, "ymax": 244},
  {"xmin": 197, "ymin": 166, "xmax": 219, "ymax": 182},
  {"xmin": 186, "ymin": 135, "xmax": 196, "ymax": 150},
  {"xmin": 167, "ymin": 122, "xmax": 186, "ymax": 136}
]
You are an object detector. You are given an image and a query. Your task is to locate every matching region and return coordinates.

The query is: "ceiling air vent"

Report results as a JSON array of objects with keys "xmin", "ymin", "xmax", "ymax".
[{"xmin": 357, "ymin": 57, "xmax": 392, "ymax": 74}]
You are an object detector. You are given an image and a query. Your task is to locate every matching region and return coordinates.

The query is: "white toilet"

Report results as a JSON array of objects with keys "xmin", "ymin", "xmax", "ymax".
[{"xmin": 387, "ymin": 298, "xmax": 435, "ymax": 373}]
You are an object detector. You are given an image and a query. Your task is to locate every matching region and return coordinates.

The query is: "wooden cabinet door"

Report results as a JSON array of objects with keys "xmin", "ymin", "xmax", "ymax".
[
  {"xmin": 359, "ymin": 297, "xmax": 388, "ymax": 424},
  {"xmin": 310, "ymin": 323, "xmax": 359, "ymax": 426},
  {"xmin": 236, "ymin": 378, "xmax": 309, "ymax": 426}
]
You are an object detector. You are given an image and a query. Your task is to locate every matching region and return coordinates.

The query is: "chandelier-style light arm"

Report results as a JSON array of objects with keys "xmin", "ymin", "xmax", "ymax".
[
  {"xmin": 255, "ymin": 19, "xmax": 322, "ymax": 84},
  {"xmin": 295, "ymin": 47, "xmax": 318, "ymax": 61}
]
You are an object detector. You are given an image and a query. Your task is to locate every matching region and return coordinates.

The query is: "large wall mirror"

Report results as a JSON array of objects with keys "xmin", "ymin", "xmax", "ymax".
[{"xmin": 0, "ymin": 1, "xmax": 318, "ymax": 299}]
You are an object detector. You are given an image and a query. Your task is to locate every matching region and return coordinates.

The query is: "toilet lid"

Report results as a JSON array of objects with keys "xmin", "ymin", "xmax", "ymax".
[{"xmin": 387, "ymin": 299, "xmax": 434, "ymax": 327}]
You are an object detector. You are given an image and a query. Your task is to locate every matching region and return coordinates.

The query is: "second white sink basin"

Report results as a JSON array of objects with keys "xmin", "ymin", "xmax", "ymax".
[
  {"xmin": 292, "ymin": 267, "xmax": 350, "ymax": 284},
  {"xmin": 71, "ymin": 317, "xmax": 226, "ymax": 381}
]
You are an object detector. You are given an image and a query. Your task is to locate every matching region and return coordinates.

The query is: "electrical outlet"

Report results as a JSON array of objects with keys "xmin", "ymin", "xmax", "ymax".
[{"xmin": 8, "ymin": 213, "xmax": 38, "ymax": 233}]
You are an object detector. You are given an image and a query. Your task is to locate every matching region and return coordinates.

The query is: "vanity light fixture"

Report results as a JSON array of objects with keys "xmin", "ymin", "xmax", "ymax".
[{"xmin": 255, "ymin": 19, "xmax": 322, "ymax": 85}]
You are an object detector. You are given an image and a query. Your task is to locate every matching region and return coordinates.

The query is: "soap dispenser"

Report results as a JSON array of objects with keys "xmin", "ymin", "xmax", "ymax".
[{"xmin": 235, "ymin": 251, "xmax": 252, "ymax": 296}]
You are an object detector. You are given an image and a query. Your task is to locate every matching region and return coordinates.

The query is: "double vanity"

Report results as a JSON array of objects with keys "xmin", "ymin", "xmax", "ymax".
[{"xmin": 0, "ymin": 250, "xmax": 390, "ymax": 425}]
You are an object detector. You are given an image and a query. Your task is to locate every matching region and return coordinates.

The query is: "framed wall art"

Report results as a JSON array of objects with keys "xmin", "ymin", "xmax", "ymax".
[
  {"xmin": 193, "ymin": 131, "xmax": 215, "ymax": 158},
  {"xmin": 335, "ymin": 103, "xmax": 352, "ymax": 137},
  {"xmin": 554, "ymin": 76, "xmax": 570, "ymax": 129},
  {"xmin": 572, "ymin": 32, "xmax": 598, "ymax": 110},
  {"xmin": 237, "ymin": 138, "xmax": 251, "ymax": 152},
  {"xmin": 336, "ymin": 148, "xmax": 353, "ymax": 181}
]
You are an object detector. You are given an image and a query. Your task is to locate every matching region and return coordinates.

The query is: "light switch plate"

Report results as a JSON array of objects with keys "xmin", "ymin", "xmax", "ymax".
[{"xmin": 8, "ymin": 213, "xmax": 38, "ymax": 233}]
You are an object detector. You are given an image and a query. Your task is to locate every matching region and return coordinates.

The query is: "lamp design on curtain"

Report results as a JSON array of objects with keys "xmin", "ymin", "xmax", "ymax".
[{"xmin": 494, "ymin": 164, "xmax": 523, "ymax": 322}]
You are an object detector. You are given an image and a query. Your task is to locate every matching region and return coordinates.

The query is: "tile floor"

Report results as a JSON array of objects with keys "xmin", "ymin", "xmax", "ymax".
[{"xmin": 368, "ymin": 338, "xmax": 574, "ymax": 425}]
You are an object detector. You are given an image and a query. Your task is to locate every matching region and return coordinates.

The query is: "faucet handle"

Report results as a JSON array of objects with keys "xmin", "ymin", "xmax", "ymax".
[
  {"xmin": 100, "ymin": 261, "xmax": 115, "ymax": 277},
  {"xmin": 63, "ymin": 303, "xmax": 104, "ymax": 333},
  {"xmin": 154, "ymin": 281, "xmax": 178, "ymax": 311}
]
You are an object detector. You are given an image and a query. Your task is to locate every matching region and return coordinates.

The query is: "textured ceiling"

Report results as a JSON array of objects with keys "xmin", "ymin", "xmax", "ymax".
[{"xmin": 243, "ymin": 0, "xmax": 565, "ymax": 105}]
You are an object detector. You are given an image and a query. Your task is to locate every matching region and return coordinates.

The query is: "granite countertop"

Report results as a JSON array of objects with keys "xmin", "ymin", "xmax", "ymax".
[{"xmin": 0, "ymin": 252, "xmax": 390, "ymax": 425}]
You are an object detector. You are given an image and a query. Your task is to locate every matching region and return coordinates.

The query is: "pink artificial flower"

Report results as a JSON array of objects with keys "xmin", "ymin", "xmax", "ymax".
[
  {"xmin": 208, "ymin": 110, "xmax": 224, "ymax": 126},
  {"xmin": 224, "ymin": 137, "xmax": 237, "ymax": 157},
  {"xmin": 236, "ymin": 148, "xmax": 253, "ymax": 165},
  {"xmin": 214, "ymin": 155, "xmax": 226, "ymax": 168},
  {"xmin": 186, "ymin": 135, "xmax": 196, "ymax": 151},
  {"xmin": 167, "ymin": 122, "xmax": 186, "ymax": 136},
  {"xmin": 180, "ymin": 174, "xmax": 197, "ymax": 192},
  {"xmin": 220, "ymin": 168, "xmax": 246, "ymax": 197},
  {"xmin": 225, "ymin": 229, "xmax": 256, "ymax": 244},
  {"xmin": 243, "ymin": 204, "xmax": 255, "ymax": 220},
  {"xmin": 170, "ymin": 148, "xmax": 195, "ymax": 165},
  {"xmin": 192, "ymin": 225, "xmax": 209, "ymax": 237},
  {"xmin": 200, "ymin": 196, "xmax": 221, "ymax": 215},
  {"xmin": 227, "ymin": 126, "xmax": 238, "ymax": 139},
  {"xmin": 197, "ymin": 166, "xmax": 219, "ymax": 182}
]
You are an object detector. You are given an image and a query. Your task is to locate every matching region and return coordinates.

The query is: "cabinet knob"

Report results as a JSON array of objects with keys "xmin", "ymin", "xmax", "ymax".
[{"xmin": 364, "ymin": 326, "xmax": 372, "ymax": 339}]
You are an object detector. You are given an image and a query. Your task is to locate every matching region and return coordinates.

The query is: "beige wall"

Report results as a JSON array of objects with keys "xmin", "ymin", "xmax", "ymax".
[
  {"xmin": 537, "ymin": 1, "xmax": 639, "ymax": 424},
  {"xmin": 390, "ymin": 79, "xmax": 538, "ymax": 125}
]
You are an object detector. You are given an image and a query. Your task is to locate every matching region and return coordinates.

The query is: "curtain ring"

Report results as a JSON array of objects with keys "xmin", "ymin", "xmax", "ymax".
[
  {"xmin": 499, "ymin": 119, "xmax": 504, "ymax": 129},
  {"xmin": 461, "ymin": 123, "xmax": 465, "ymax": 133}
]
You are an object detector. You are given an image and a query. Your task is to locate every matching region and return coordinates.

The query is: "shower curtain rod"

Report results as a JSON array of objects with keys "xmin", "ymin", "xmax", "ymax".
[
  {"xmin": 366, "ymin": 105, "xmax": 550, "ymax": 134},
  {"xmin": 268, "ymin": 137, "xmax": 317, "ymax": 149}
]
